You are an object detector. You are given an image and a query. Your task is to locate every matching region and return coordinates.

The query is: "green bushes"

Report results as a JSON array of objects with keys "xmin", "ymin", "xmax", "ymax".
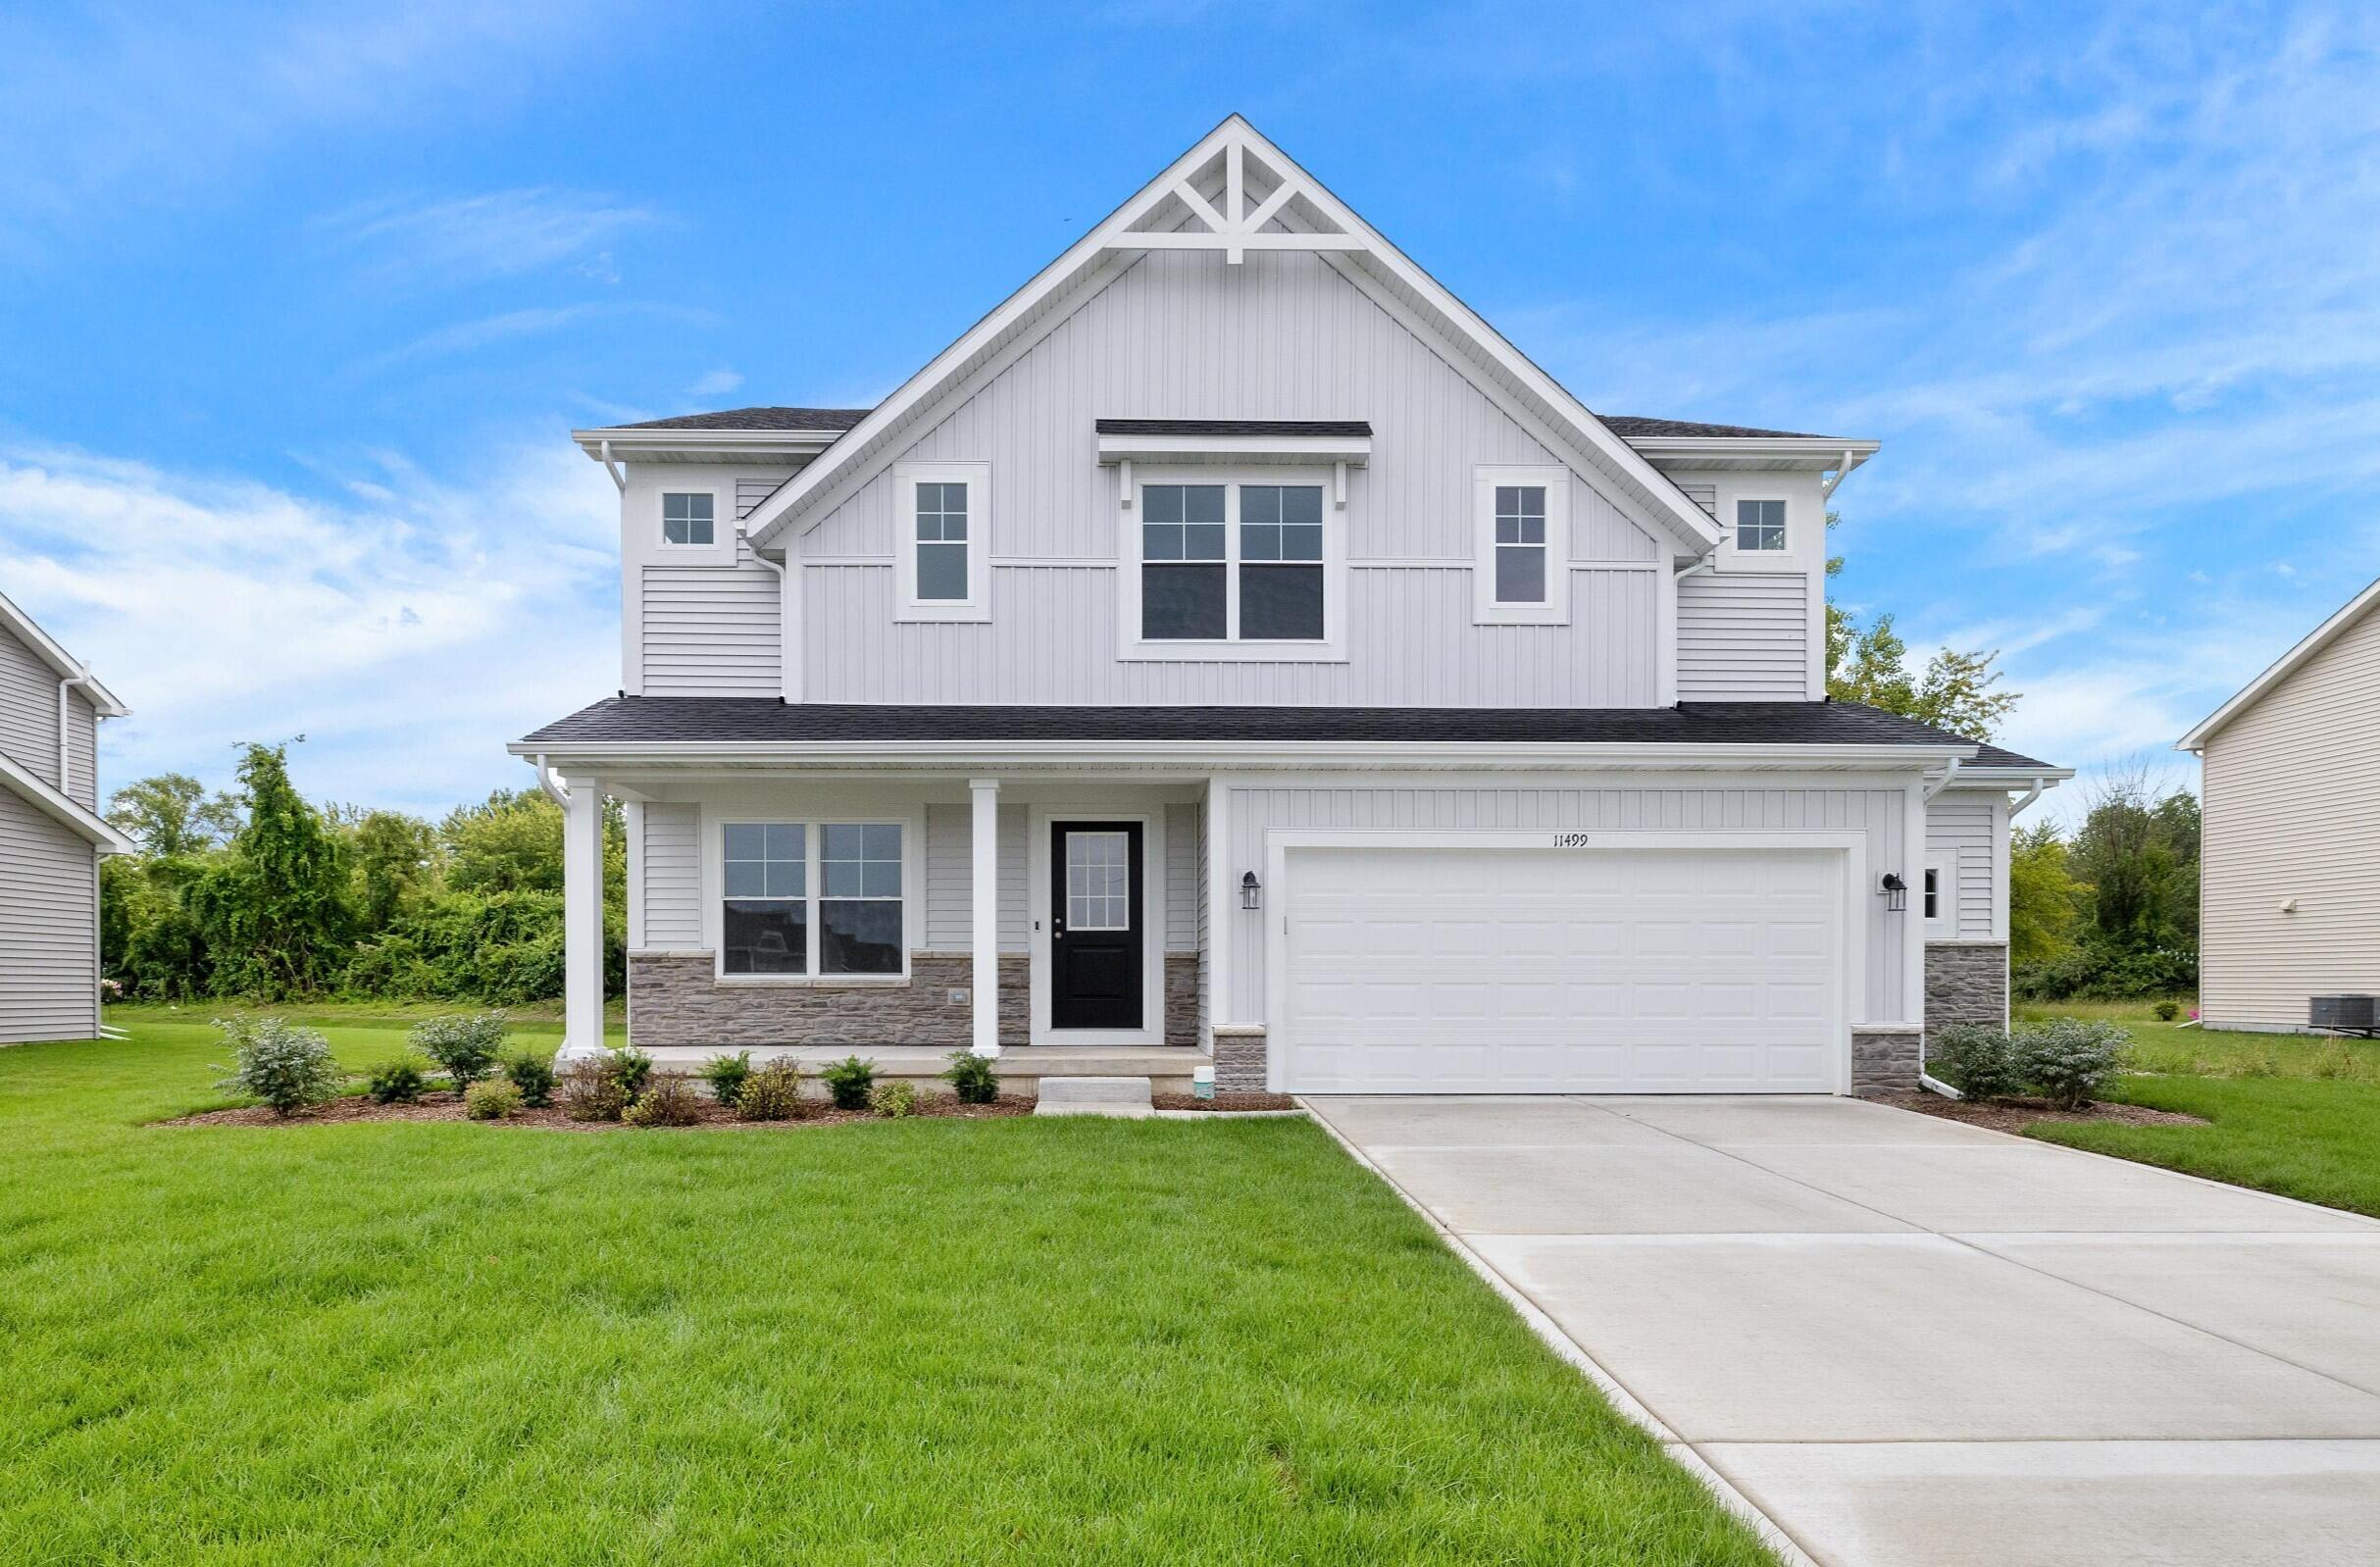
[
  {"xmin": 820, "ymin": 1055, "xmax": 876, "ymax": 1110},
  {"xmin": 464, "ymin": 1080, "xmax": 522, "ymax": 1120},
  {"xmin": 212, "ymin": 1017, "xmax": 340, "ymax": 1115},
  {"xmin": 2013, "ymin": 943, "xmax": 2197, "ymax": 1002},
  {"xmin": 409, "ymin": 1012, "xmax": 509, "ymax": 1093},
  {"xmin": 2152, "ymin": 999, "xmax": 2182, "ymax": 1022},
  {"xmin": 943, "ymin": 1050, "xmax": 999, "ymax": 1105},
  {"xmin": 559, "ymin": 1056, "xmax": 633, "ymax": 1123},
  {"xmin": 699, "ymin": 1051, "xmax": 753, "ymax": 1107},
  {"xmin": 869, "ymin": 1081, "xmax": 921, "ymax": 1119},
  {"xmin": 503, "ymin": 1050, "xmax": 555, "ymax": 1108},
  {"xmin": 735, "ymin": 1060, "xmax": 805, "ymax": 1121},
  {"xmin": 1929, "ymin": 1017, "xmax": 2134, "ymax": 1108},
  {"xmin": 366, "ymin": 1055, "xmax": 430, "ymax": 1104},
  {"xmin": 622, "ymin": 1076, "xmax": 700, "ymax": 1128}
]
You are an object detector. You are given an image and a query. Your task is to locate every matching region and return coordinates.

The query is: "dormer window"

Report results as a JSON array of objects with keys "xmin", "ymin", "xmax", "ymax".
[
  {"xmin": 1472, "ymin": 465, "xmax": 1570, "ymax": 625},
  {"xmin": 1736, "ymin": 498, "xmax": 1787, "ymax": 552},
  {"xmin": 662, "ymin": 491, "xmax": 714, "ymax": 546},
  {"xmin": 893, "ymin": 462, "xmax": 990, "ymax": 621}
]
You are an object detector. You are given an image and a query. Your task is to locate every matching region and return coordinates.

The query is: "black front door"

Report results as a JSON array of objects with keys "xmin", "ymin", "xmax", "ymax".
[{"xmin": 1049, "ymin": 821, "xmax": 1143, "ymax": 1031}]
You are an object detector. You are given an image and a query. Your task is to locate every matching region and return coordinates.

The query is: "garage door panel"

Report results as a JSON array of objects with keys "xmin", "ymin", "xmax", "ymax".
[{"xmin": 1281, "ymin": 846, "xmax": 1844, "ymax": 1094}]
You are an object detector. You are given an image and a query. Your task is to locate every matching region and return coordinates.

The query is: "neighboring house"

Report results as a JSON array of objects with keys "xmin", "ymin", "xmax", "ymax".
[
  {"xmin": 0, "ymin": 590, "xmax": 130, "ymax": 1043},
  {"xmin": 2179, "ymin": 577, "xmax": 2380, "ymax": 1032},
  {"xmin": 514, "ymin": 117, "xmax": 2068, "ymax": 1094}
]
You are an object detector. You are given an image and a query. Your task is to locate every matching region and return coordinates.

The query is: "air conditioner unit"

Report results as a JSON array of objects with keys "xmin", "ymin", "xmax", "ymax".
[{"xmin": 2309, "ymin": 994, "xmax": 2379, "ymax": 1035}]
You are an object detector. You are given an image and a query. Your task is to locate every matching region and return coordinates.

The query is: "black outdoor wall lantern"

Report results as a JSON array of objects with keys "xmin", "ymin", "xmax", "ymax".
[
  {"xmin": 1241, "ymin": 871, "xmax": 1263, "ymax": 910},
  {"xmin": 1879, "ymin": 872, "xmax": 1908, "ymax": 912}
]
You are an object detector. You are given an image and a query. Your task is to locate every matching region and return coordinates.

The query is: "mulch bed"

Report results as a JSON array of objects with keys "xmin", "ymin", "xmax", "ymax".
[
  {"xmin": 162, "ymin": 1091, "xmax": 1038, "ymax": 1132},
  {"xmin": 1151, "ymin": 1092, "xmax": 1299, "ymax": 1113},
  {"xmin": 1878, "ymin": 1089, "xmax": 2207, "ymax": 1134}
]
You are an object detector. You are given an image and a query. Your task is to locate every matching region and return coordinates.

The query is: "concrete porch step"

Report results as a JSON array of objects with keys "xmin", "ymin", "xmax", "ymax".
[{"xmin": 1034, "ymin": 1077, "xmax": 1155, "ymax": 1118}]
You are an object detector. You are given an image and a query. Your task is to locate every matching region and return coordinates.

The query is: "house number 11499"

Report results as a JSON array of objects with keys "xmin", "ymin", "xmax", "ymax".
[{"xmin": 1551, "ymin": 834, "xmax": 1593, "ymax": 847}]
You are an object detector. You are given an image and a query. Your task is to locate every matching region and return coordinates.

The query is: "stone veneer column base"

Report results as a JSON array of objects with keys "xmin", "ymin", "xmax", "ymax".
[
  {"xmin": 1211, "ymin": 1026, "xmax": 1268, "ymax": 1092},
  {"xmin": 628, "ymin": 950, "xmax": 1203, "ymax": 1052},
  {"xmin": 1849, "ymin": 1028, "xmax": 1923, "ymax": 1095},
  {"xmin": 1925, "ymin": 942, "xmax": 2010, "ymax": 1033}
]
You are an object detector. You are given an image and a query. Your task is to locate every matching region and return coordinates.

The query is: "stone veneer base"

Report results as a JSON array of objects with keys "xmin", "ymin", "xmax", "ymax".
[
  {"xmin": 1849, "ymin": 1028, "xmax": 1923, "ymax": 1095},
  {"xmin": 1925, "ymin": 941, "xmax": 2010, "ymax": 1034},
  {"xmin": 1211, "ymin": 1027, "xmax": 1268, "ymax": 1092},
  {"xmin": 629, "ymin": 950, "xmax": 1201, "ymax": 1052}
]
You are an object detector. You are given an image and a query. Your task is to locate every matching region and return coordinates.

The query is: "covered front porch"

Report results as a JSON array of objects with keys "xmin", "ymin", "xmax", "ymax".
[{"xmin": 545, "ymin": 766, "xmax": 1217, "ymax": 1084}]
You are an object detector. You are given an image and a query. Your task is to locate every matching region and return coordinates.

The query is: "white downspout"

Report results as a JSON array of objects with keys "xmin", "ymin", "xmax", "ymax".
[
  {"xmin": 2007, "ymin": 776, "xmax": 2048, "ymax": 818},
  {"xmin": 1923, "ymin": 756, "xmax": 1961, "ymax": 800},
  {"xmin": 596, "ymin": 439, "xmax": 627, "ymax": 493},
  {"xmin": 743, "ymin": 528, "xmax": 791, "ymax": 701},
  {"xmin": 57, "ymin": 664, "xmax": 90, "ymax": 792},
  {"xmin": 530, "ymin": 753, "xmax": 568, "ymax": 807}
]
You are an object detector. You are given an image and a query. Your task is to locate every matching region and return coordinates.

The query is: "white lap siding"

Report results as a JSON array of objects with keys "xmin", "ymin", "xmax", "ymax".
[
  {"xmin": 1925, "ymin": 793, "xmax": 2001, "ymax": 939},
  {"xmin": 0, "ymin": 786, "xmax": 97, "ymax": 1043},
  {"xmin": 1676, "ymin": 572, "xmax": 1810, "ymax": 700},
  {"xmin": 923, "ymin": 803, "xmax": 1031, "ymax": 951},
  {"xmin": 636, "ymin": 802, "xmax": 703, "ymax": 949},
  {"xmin": 1224, "ymin": 780, "xmax": 1913, "ymax": 1026}
]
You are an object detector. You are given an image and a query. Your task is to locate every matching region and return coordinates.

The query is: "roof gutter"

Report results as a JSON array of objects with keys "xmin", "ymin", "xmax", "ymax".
[
  {"xmin": 1821, "ymin": 447, "xmax": 1871, "ymax": 500},
  {"xmin": 2008, "ymin": 776, "xmax": 2051, "ymax": 819},
  {"xmin": 1923, "ymin": 756, "xmax": 1960, "ymax": 800},
  {"xmin": 505, "ymin": 737, "xmax": 1977, "ymax": 772}
]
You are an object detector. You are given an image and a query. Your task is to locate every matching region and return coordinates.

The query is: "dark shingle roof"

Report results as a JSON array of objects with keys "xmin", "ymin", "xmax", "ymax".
[
  {"xmin": 521, "ymin": 698, "xmax": 2012, "ymax": 752},
  {"xmin": 1970, "ymin": 740, "xmax": 2057, "ymax": 771},
  {"xmin": 1094, "ymin": 419, "xmax": 1371, "ymax": 437},
  {"xmin": 1600, "ymin": 416, "xmax": 1829, "ymax": 440},
  {"xmin": 616, "ymin": 406, "xmax": 872, "ymax": 432}
]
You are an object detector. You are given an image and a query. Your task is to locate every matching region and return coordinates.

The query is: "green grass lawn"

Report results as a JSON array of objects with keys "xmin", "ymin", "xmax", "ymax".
[
  {"xmin": 1999, "ymin": 1001, "xmax": 2380, "ymax": 1218},
  {"xmin": 1, "ymin": 1015, "xmax": 1770, "ymax": 1566}
]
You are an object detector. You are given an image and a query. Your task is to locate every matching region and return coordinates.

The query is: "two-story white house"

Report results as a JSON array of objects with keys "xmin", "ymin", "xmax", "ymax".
[
  {"xmin": 514, "ymin": 118, "xmax": 2066, "ymax": 1095},
  {"xmin": 0, "ymin": 589, "xmax": 130, "ymax": 1044}
]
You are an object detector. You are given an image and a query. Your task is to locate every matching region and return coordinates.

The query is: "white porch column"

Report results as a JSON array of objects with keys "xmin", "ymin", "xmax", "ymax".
[
  {"xmin": 560, "ymin": 778, "xmax": 609, "ymax": 1059},
  {"xmin": 970, "ymin": 778, "xmax": 1001, "ymax": 1056}
]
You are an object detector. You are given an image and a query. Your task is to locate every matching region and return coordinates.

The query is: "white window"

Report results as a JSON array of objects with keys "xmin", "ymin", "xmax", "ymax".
[
  {"xmin": 1121, "ymin": 469, "xmax": 1343, "ymax": 659},
  {"xmin": 1736, "ymin": 498, "xmax": 1787, "ymax": 552},
  {"xmin": 893, "ymin": 462, "xmax": 989, "ymax": 621},
  {"xmin": 1065, "ymin": 830, "xmax": 1132, "ymax": 930},
  {"xmin": 1473, "ymin": 465, "xmax": 1571, "ymax": 624},
  {"xmin": 720, "ymin": 822, "xmax": 906, "ymax": 979},
  {"xmin": 1923, "ymin": 860, "xmax": 1956, "ymax": 935},
  {"xmin": 662, "ymin": 491, "xmax": 715, "ymax": 547}
]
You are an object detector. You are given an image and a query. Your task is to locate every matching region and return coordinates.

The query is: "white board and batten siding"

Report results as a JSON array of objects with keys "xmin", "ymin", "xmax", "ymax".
[
  {"xmin": 2198, "ymin": 599, "xmax": 2380, "ymax": 1030},
  {"xmin": 0, "ymin": 786, "xmax": 98, "ymax": 1042}
]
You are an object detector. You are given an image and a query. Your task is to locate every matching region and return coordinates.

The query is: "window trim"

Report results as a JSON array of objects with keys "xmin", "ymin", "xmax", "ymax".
[
  {"xmin": 1731, "ymin": 495, "xmax": 1790, "ymax": 555},
  {"xmin": 1922, "ymin": 859, "xmax": 1956, "ymax": 936},
  {"xmin": 658, "ymin": 489, "xmax": 721, "ymax": 551},
  {"xmin": 1116, "ymin": 465, "xmax": 1346, "ymax": 663},
  {"xmin": 1472, "ymin": 465, "xmax": 1572, "ymax": 625},
  {"xmin": 711, "ymin": 816, "xmax": 916, "ymax": 986},
  {"xmin": 892, "ymin": 461, "xmax": 990, "ymax": 622}
]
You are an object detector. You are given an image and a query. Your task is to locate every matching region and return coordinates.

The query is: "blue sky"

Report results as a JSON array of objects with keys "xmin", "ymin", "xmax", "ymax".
[{"xmin": 4, "ymin": 1, "xmax": 2376, "ymax": 824}]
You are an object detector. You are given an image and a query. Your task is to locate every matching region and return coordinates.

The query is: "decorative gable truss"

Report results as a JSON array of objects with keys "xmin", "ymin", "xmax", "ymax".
[{"xmin": 741, "ymin": 117, "xmax": 1725, "ymax": 564}]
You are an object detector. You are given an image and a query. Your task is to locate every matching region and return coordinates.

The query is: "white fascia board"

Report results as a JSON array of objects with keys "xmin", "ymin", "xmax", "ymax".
[
  {"xmin": 2177, "ymin": 576, "xmax": 2380, "ymax": 751},
  {"xmin": 0, "ymin": 590, "xmax": 127, "ymax": 716},
  {"xmin": 572, "ymin": 429, "xmax": 845, "ymax": 460},
  {"xmin": 0, "ymin": 752, "xmax": 134, "ymax": 852},
  {"xmin": 507, "ymin": 738, "xmax": 1974, "ymax": 772},
  {"xmin": 741, "ymin": 115, "xmax": 1727, "ymax": 559},
  {"xmin": 1626, "ymin": 436, "xmax": 1882, "ymax": 469},
  {"xmin": 1943, "ymin": 768, "xmax": 2074, "ymax": 788},
  {"xmin": 1094, "ymin": 432, "xmax": 1370, "ymax": 463}
]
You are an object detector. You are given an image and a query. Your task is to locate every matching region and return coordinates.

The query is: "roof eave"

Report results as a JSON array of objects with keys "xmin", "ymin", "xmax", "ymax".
[
  {"xmin": 1624, "ymin": 435, "xmax": 1881, "ymax": 470},
  {"xmin": 0, "ymin": 752, "xmax": 135, "ymax": 852},
  {"xmin": 2178, "ymin": 576, "xmax": 2380, "ymax": 750},
  {"xmin": 508, "ymin": 737, "xmax": 1976, "ymax": 771}
]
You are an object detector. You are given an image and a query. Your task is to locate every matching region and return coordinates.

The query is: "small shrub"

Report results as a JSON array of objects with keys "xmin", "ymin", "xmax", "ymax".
[
  {"xmin": 213, "ymin": 1017, "xmax": 340, "ymax": 1116},
  {"xmin": 366, "ymin": 1054, "xmax": 430, "ymax": 1105},
  {"xmin": 735, "ymin": 1059, "xmax": 805, "ymax": 1121},
  {"xmin": 410, "ymin": 1011, "xmax": 510, "ymax": 1094},
  {"xmin": 559, "ymin": 1056, "xmax": 631, "ymax": 1123},
  {"xmin": 820, "ymin": 1055, "xmax": 876, "ymax": 1110},
  {"xmin": 700, "ymin": 1050, "xmax": 754, "ymax": 1107},
  {"xmin": 2313, "ymin": 1046, "xmax": 2355, "ymax": 1081},
  {"xmin": 1929, "ymin": 1023, "xmax": 2025, "ymax": 1103},
  {"xmin": 2236, "ymin": 1052, "xmax": 2282, "ymax": 1080},
  {"xmin": 622, "ymin": 1075, "xmax": 700, "ymax": 1128},
  {"xmin": 869, "ymin": 1081, "xmax": 921, "ymax": 1119},
  {"xmin": 464, "ymin": 1079, "xmax": 522, "ymax": 1120},
  {"xmin": 610, "ymin": 1045, "xmax": 655, "ymax": 1098},
  {"xmin": 2152, "ymin": 1000, "xmax": 2182, "ymax": 1022},
  {"xmin": 504, "ymin": 1050, "xmax": 555, "ymax": 1108},
  {"xmin": 943, "ymin": 1050, "xmax": 999, "ymax": 1105},
  {"xmin": 2015, "ymin": 1017, "xmax": 2133, "ymax": 1110}
]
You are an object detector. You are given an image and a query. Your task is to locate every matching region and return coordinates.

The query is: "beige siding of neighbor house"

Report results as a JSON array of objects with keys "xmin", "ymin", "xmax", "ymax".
[{"xmin": 2199, "ymin": 600, "xmax": 2380, "ymax": 1030}]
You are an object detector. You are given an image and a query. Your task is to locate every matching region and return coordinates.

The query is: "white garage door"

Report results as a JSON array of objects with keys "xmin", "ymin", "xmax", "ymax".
[{"xmin": 1280, "ymin": 846, "xmax": 1843, "ymax": 1093}]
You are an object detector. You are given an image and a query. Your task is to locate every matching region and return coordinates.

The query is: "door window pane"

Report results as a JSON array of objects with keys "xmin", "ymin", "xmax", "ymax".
[{"xmin": 1065, "ymin": 831, "xmax": 1132, "ymax": 931}]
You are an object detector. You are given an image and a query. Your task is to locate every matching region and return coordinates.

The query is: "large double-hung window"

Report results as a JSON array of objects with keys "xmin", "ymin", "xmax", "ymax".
[
  {"xmin": 721, "ymin": 822, "xmax": 905, "ymax": 978},
  {"xmin": 1137, "ymin": 478, "xmax": 1330, "ymax": 645}
]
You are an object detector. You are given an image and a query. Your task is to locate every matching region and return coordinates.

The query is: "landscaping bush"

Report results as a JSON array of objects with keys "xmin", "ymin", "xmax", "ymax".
[
  {"xmin": 464, "ymin": 1079, "xmax": 522, "ymax": 1120},
  {"xmin": 410, "ymin": 1012, "xmax": 509, "ymax": 1094},
  {"xmin": 1928, "ymin": 1023, "xmax": 2026, "ymax": 1103},
  {"xmin": 2152, "ymin": 999, "xmax": 2182, "ymax": 1022},
  {"xmin": 212, "ymin": 1017, "xmax": 341, "ymax": 1116},
  {"xmin": 610, "ymin": 1045, "xmax": 655, "ymax": 1098},
  {"xmin": 558, "ymin": 1056, "xmax": 631, "ymax": 1123},
  {"xmin": 700, "ymin": 1050, "xmax": 753, "ymax": 1107},
  {"xmin": 943, "ymin": 1049, "xmax": 999, "ymax": 1105},
  {"xmin": 623, "ymin": 1075, "xmax": 700, "ymax": 1128},
  {"xmin": 2015, "ymin": 1017, "xmax": 2133, "ymax": 1110},
  {"xmin": 869, "ymin": 1081, "xmax": 920, "ymax": 1119},
  {"xmin": 735, "ymin": 1059, "xmax": 805, "ymax": 1121},
  {"xmin": 820, "ymin": 1055, "xmax": 876, "ymax": 1110},
  {"xmin": 366, "ymin": 1054, "xmax": 430, "ymax": 1104},
  {"xmin": 2014, "ymin": 943, "xmax": 2198, "ymax": 1002},
  {"xmin": 503, "ymin": 1050, "xmax": 555, "ymax": 1108}
]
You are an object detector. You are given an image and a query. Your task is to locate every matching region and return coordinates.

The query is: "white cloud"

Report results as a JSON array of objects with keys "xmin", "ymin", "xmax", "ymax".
[
  {"xmin": 312, "ymin": 188, "xmax": 659, "ymax": 288},
  {"xmin": 687, "ymin": 369, "xmax": 745, "ymax": 399},
  {"xmin": 355, "ymin": 302, "xmax": 715, "ymax": 375},
  {"xmin": 0, "ymin": 437, "xmax": 620, "ymax": 814}
]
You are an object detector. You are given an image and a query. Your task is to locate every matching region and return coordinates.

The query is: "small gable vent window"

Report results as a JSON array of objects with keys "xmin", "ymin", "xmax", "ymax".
[
  {"xmin": 1472, "ymin": 466, "xmax": 1570, "ymax": 625},
  {"xmin": 662, "ymin": 491, "xmax": 715, "ymax": 546},
  {"xmin": 1736, "ymin": 498, "xmax": 1787, "ymax": 552},
  {"xmin": 893, "ymin": 462, "xmax": 990, "ymax": 622}
]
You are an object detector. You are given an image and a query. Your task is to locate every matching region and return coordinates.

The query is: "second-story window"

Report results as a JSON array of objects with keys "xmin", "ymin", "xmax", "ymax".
[
  {"xmin": 1140, "ymin": 481, "xmax": 1327, "ymax": 642},
  {"xmin": 915, "ymin": 481, "xmax": 969, "ymax": 599},
  {"xmin": 1492, "ymin": 485, "xmax": 1547, "ymax": 604},
  {"xmin": 1736, "ymin": 498, "xmax": 1787, "ymax": 552},
  {"xmin": 662, "ymin": 491, "xmax": 714, "ymax": 546},
  {"xmin": 892, "ymin": 462, "xmax": 990, "ymax": 621},
  {"xmin": 1472, "ymin": 465, "xmax": 1569, "ymax": 625}
]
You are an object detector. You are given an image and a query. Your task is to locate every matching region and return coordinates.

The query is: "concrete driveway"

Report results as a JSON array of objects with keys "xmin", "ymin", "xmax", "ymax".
[{"xmin": 1304, "ymin": 1093, "xmax": 2380, "ymax": 1567}]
